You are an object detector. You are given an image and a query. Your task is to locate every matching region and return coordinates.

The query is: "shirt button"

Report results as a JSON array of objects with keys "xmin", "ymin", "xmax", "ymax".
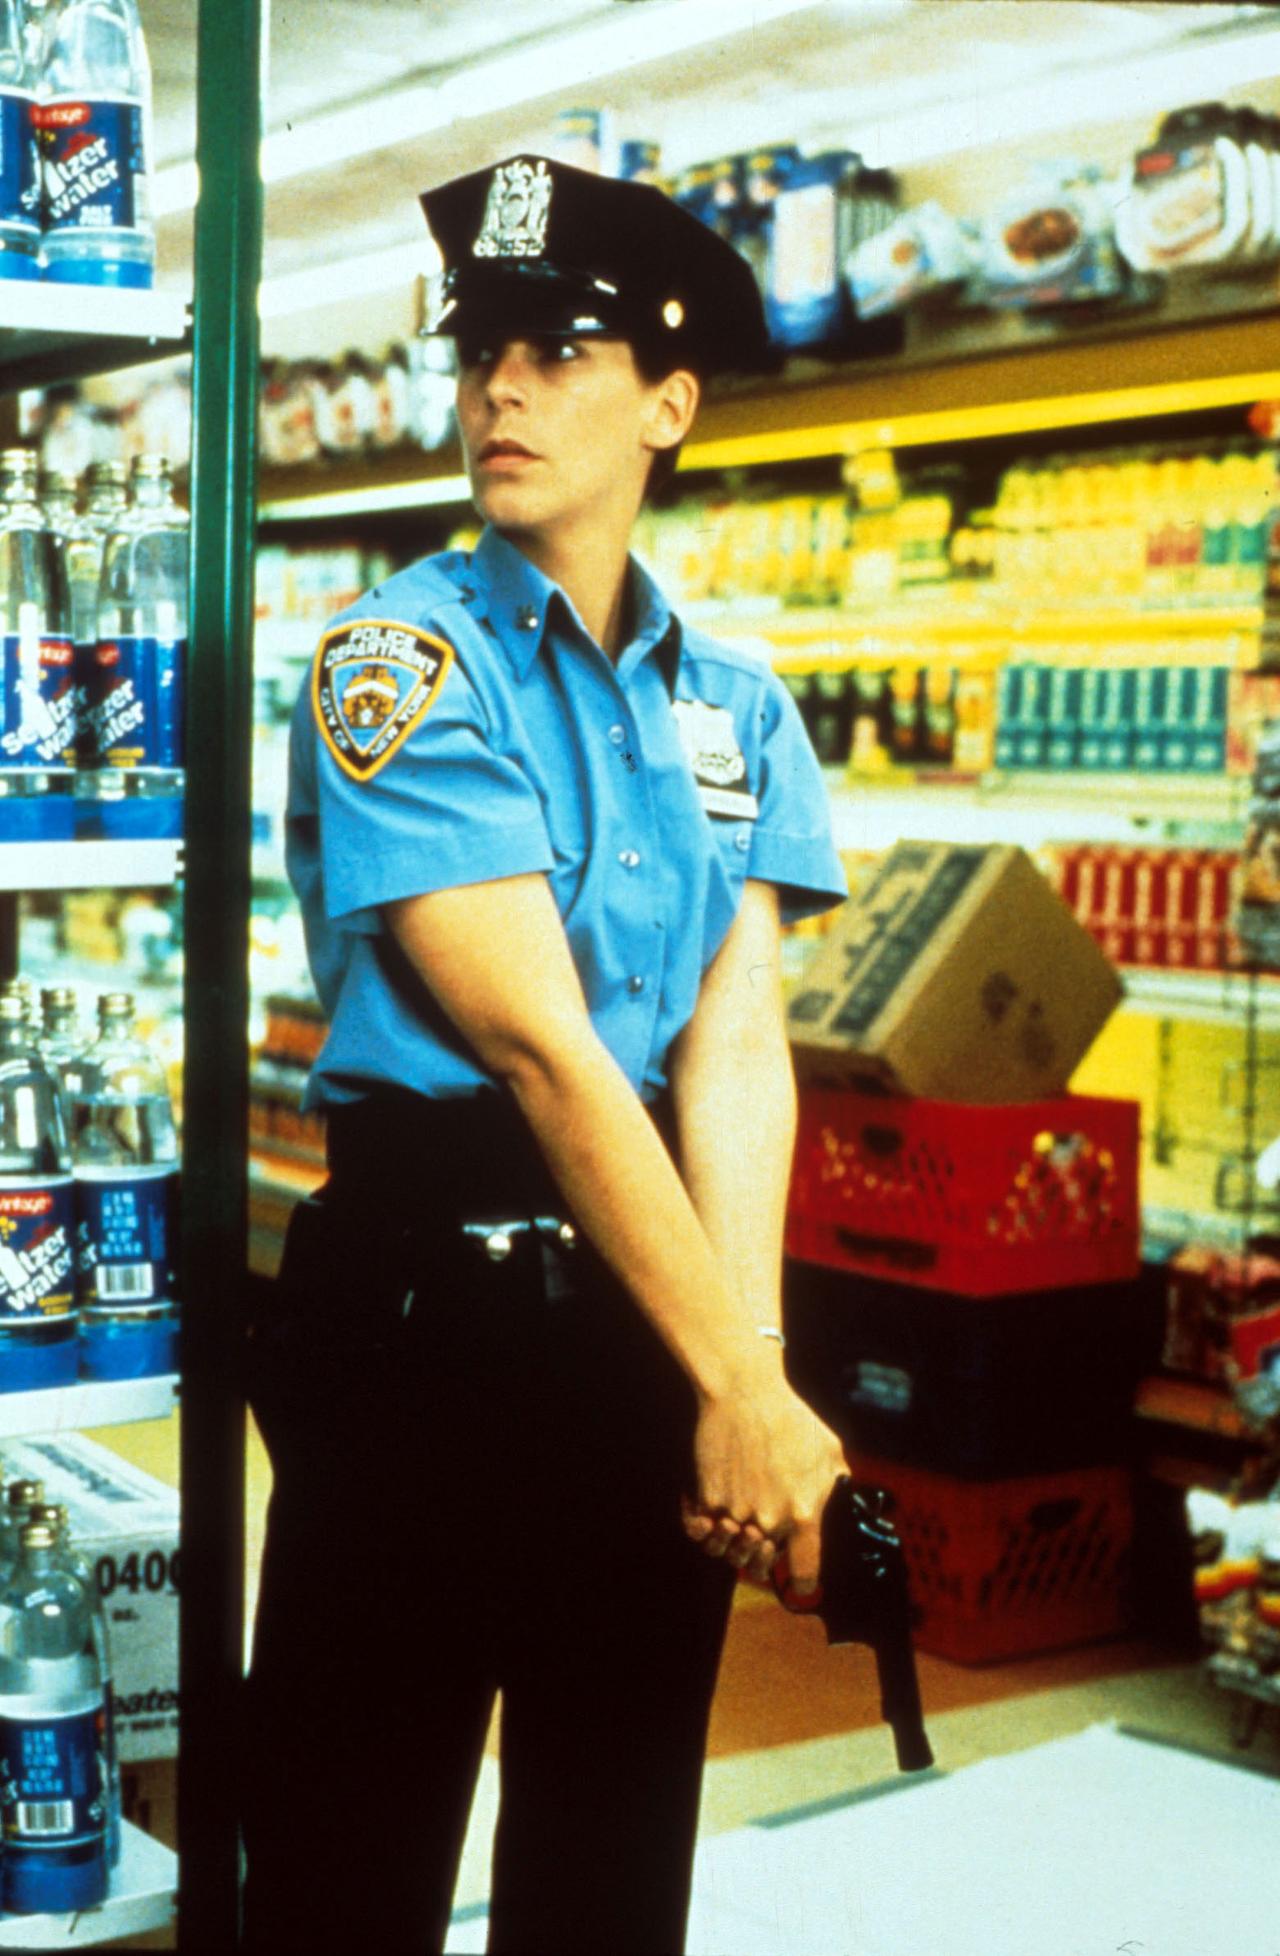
[
  {"xmin": 516, "ymin": 605, "xmax": 539, "ymax": 631},
  {"xmin": 608, "ymin": 724, "xmax": 626, "ymax": 746},
  {"xmin": 618, "ymin": 849, "xmax": 641, "ymax": 870},
  {"xmin": 627, "ymin": 975, "xmax": 645, "ymax": 995},
  {"xmin": 734, "ymin": 828, "xmax": 751, "ymax": 853}
]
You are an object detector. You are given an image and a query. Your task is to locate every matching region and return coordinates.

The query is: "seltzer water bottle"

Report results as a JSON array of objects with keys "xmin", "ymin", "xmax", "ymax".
[
  {"xmin": 36, "ymin": 0, "xmax": 155, "ymax": 288},
  {"xmin": 0, "ymin": 1520, "xmax": 109, "ymax": 1913},
  {"xmin": 0, "ymin": 996, "xmax": 77, "ymax": 1389},
  {"xmin": 71, "ymin": 991, "xmax": 178, "ymax": 1380}
]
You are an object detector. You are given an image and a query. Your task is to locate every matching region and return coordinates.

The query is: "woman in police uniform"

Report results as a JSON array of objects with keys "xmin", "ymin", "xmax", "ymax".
[{"xmin": 244, "ymin": 155, "xmax": 849, "ymax": 1955}]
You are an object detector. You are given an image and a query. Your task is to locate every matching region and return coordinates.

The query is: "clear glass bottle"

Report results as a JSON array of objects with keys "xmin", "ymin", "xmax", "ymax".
[
  {"xmin": 0, "ymin": 0, "xmax": 40, "ymax": 281},
  {"xmin": 0, "ymin": 996, "xmax": 77, "ymax": 1389},
  {"xmin": 38, "ymin": 983, "xmax": 88, "ymax": 1117},
  {"xmin": 70, "ymin": 991, "xmax": 178, "ymax": 1379},
  {"xmin": 0, "ymin": 447, "xmax": 74, "ymax": 798},
  {"xmin": 86, "ymin": 454, "xmax": 186, "ymax": 799},
  {"xmin": 0, "ymin": 1521, "xmax": 109, "ymax": 1913},
  {"xmin": 37, "ymin": 0, "xmax": 155, "ymax": 288},
  {"xmin": 33, "ymin": 1502, "xmax": 120, "ymax": 1865}
]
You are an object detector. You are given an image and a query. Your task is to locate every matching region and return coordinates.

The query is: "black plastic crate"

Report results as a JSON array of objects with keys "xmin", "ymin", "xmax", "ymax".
[{"xmin": 782, "ymin": 1257, "xmax": 1163, "ymax": 1480}]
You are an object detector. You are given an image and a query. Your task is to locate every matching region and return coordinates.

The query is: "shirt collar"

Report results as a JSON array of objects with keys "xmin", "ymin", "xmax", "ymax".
[{"xmin": 466, "ymin": 525, "xmax": 684, "ymax": 694}]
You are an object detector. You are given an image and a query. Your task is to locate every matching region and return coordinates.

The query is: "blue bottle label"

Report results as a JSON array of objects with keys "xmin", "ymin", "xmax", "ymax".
[
  {"xmin": 0, "ymin": 1180, "xmax": 75, "ymax": 1322},
  {"xmin": 0, "ymin": 1706, "xmax": 109, "ymax": 1853},
  {"xmin": 0, "ymin": 89, "xmax": 39, "ymax": 237},
  {"xmin": 84, "ymin": 635, "xmax": 185, "ymax": 769},
  {"xmin": 75, "ymin": 1168, "xmax": 176, "ymax": 1308},
  {"xmin": 1, "ymin": 633, "xmax": 77, "ymax": 768},
  {"xmin": 36, "ymin": 97, "xmax": 144, "ymax": 234}
]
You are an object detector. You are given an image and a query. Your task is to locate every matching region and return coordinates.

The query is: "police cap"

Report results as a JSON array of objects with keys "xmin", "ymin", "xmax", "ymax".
[{"xmin": 419, "ymin": 153, "xmax": 768, "ymax": 378}]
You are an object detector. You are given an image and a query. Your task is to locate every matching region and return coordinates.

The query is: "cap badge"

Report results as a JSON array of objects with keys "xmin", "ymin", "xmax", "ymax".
[{"xmin": 474, "ymin": 158, "xmax": 552, "ymax": 262}]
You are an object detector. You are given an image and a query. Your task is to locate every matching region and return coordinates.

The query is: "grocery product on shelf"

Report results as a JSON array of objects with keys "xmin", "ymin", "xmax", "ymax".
[
  {"xmin": 765, "ymin": 150, "xmax": 899, "ymax": 349},
  {"xmin": 0, "ymin": 1, "xmax": 39, "ymax": 282},
  {"xmin": 37, "ymin": 0, "xmax": 155, "ymax": 289},
  {"xmin": 69, "ymin": 991, "xmax": 177, "ymax": 1382},
  {"xmin": 32, "ymin": 1499, "xmax": 120, "ymax": 1866},
  {"xmin": 1118, "ymin": 103, "xmax": 1280, "ymax": 276},
  {"xmin": 974, "ymin": 161, "xmax": 1129, "ymax": 310},
  {"xmin": 86, "ymin": 453, "xmax": 186, "ymax": 801},
  {"xmin": 0, "ymin": 446, "xmax": 74, "ymax": 802},
  {"xmin": 0, "ymin": 1520, "xmax": 109, "ymax": 1913},
  {"xmin": 0, "ymin": 993, "xmax": 76, "ymax": 1390},
  {"xmin": 846, "ymin": 200, "xmax": 974, "ymax": 319},
  {"xmin": 1051, "ymin": 843, "xmax": 1242, "ymax": 975}
]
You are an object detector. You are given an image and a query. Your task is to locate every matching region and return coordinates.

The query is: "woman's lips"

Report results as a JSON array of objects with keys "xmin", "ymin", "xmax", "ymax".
[{"xmin": 478, "ymin": 439, "xmax": 539, "ymax": 470}]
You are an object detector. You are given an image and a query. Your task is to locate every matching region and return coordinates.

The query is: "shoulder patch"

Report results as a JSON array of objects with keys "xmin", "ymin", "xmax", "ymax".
[{"xmin": 312, "ymin": 619, "xmax": 454, "ymax": 782}]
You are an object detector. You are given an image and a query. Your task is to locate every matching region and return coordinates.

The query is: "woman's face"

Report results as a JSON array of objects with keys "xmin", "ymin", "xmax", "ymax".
[{"xmin": 454, "ymin": 333, "xmax": 694, "ymax": 540}]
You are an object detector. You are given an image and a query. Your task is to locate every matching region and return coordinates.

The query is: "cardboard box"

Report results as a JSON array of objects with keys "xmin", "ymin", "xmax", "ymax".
[
  {"xmin": 786, "ymin": 840, "xmax": 1124, "ymax": 1102},
  {"xmin": 6, "ymin": 1434, "xmax": 178, "ymax": 1763}
]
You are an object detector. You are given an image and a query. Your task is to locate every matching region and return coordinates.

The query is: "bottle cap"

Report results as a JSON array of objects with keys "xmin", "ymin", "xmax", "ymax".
[
  {"xmin": 131, "ymin": 455, "xmax": 170, "ymax": 481},
  {"xmin": 38, "ymin": 470, "xmax": 77, "ymax": 498},
  {"xmin": 0, "ymin": 996, "xmax": 27, "ymax": 1025},
  {"xmin": 98, "ymin": 991, "xmax": 136, "ymax": 1023},
  {"xmin": 40, "ymin": 986, "xmax": 77, "ymax": 1012},
  {"xmin": 31, "ymin": 1505, "xmax": 64, "ymax": 1536},
  {"xmin": 19, "ymin": 1522, "xmax": 57, "ymax": 1552},
  {"xmin": 87, "ymin": 461, "xmax": 129, "ymax": 490},
  {"xmin": 7, "ymin": 1479, "xmax": 44, "ymax": 1511},
  {"xmin": 0, "ymin": 448, "xmax": 37, "ymax": 474}
]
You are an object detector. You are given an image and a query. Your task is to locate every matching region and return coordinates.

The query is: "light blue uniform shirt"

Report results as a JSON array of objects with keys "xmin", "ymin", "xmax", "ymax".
[{"xmin": 286, "ymin": 525, "xmax": 846, "ymax": 1109}]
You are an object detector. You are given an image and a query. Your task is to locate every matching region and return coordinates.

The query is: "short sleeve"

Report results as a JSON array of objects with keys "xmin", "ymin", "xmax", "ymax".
[
  {"xmin": 306, "ymin": 623, "xmax": 555, "ymax": 926},
  {"xmin": 748, "ymin": 675, "xmax": 848, "ymax": 924}
]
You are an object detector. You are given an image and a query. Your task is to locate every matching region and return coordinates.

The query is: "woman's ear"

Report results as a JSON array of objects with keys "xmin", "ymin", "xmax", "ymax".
[{"xmin": 642, "ymin": 367, "xmax": 700, "ymax": 457}]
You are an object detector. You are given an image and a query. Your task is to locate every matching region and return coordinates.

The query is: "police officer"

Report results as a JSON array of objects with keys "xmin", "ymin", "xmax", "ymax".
[{"xmin": 243, "ymin": 154, "xmax": 850, "ymax": 1955}]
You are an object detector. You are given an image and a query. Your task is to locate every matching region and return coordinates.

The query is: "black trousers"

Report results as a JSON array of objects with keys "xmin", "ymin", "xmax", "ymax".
[{"xmin": 242, "ymin": 1089, "xmax": 738, "ymax": 1956}]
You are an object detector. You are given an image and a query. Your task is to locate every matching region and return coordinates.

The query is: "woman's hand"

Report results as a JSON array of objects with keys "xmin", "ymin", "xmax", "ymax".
[{"xmin": 681, "ymin": 1362, "xmax": 848, "ymax": 1594}]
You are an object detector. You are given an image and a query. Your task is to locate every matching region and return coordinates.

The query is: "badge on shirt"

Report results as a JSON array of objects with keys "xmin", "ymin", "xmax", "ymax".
[
  {"xmin": 671, "ymin": 697, "xmax": 759, "ymax": 820},
  {"xmin": 312, "ymin": 619, "xmax": 454, "ymax": 782}
]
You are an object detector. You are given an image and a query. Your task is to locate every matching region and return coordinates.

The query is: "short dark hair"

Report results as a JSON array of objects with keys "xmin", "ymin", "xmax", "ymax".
[{"xmin": 631, "ymin": 335, "xmax": 701, "ymax": 505}]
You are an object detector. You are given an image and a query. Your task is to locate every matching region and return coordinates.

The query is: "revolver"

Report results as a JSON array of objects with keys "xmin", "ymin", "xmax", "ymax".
[{"xmin": 771, "ymin": 1473, "xmax": 934, "ymax": 1774}]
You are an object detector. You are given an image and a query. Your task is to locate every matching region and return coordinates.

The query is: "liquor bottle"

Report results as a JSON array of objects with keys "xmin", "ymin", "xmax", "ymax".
[
  {"xmin": 37, "ymin": 0, "xmax": 155, "ymax": 288},
  {"xmin": 0, "ymin": 0, "xmax": 40, "ymax": 281},
  {"xmin": 70, "ymin": 992, "xmax": 178, "ymax": 1380},
  {"xmin": 86, "ymin": 455, "xmax": 186, "ymax": 799},
  {"xmin": 0, "ymin": 1521, "xmax": 109, "ymax": 1913},
  {"xmin": 0, "ymin": 996, "xmax": 77, "ymax": 1388},
  {"xmin": 0, "ymin": 447, "xmax": 74, "ymax": 798},
  {"xmin": 33, "ymin": 1502, "xmax": 119, "ymax": 1865}
]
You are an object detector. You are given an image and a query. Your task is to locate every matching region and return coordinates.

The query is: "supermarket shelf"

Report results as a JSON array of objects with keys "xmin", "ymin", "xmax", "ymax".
[
  {"xmin": 0, "ymin": 1374, "xmax": 179, "ymax": 1439},
  {"xmin": 0, "ymin": 285, "xmax": 190, "ymax": 392},
  {"xmin": 705, "ymin": 603, "xmax": 1265, "ymax": 655},
  {"xmin": 0, "ymin": 1820, "xmax": 176, "ymax": 1949},
  {"xmin": 1206, "ymin": 1651, "xmax": 1280, "ymax": 1709},
  {"xmin": 824, "ymin": 767, "xmax": 1246, "ymax": 851},
  {"xmin": 255, "ymin": 309, "xmax": 1280, "ymax": 522},
  {"xmin": 1134, "ymin": 1375, "xmax": 1254, "ymax": 1442},
  {"xmin": 1121, "ymin": 968, "xmax": 1280, "ymax": 1030},
  {"xmin": 0, "ymin": 838, "xmax": 183, "ymax": 891}
]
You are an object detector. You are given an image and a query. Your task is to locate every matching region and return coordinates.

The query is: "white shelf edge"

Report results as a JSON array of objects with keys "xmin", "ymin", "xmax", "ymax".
[
  {"xmin": 1120, "ymin": 967, "xmax": 1280, "ymax": 1029},
  {"xmin": 0, "ymin": 839, "xmax": 183, "ymax": 892},
  {"xmin": 0, "ymin": 1821, "xmax": 175, "ymax": 1948},
  {"xmin": 0, "ymin": 284, "xmax": 189, "ymax": 344},
  {"xmin": 0, "ymin": 1374, "xmax": 179, "ymax": 1439}
]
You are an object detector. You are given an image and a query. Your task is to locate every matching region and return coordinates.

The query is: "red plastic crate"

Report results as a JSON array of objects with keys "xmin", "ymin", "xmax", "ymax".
[
  {"xmin": 851, "ymin": 1450, "xmax": 1135, "ymax": 1664},
  {"xmin": 786, "ymin": 1086, "xmax": 1139, "ymax": 1296}
]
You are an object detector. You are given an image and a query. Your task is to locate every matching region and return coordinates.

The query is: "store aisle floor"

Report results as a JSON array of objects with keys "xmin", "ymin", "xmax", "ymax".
[{"xmin": 94, "ymin": 1412, "xmax": 1280, "ymax": 1953}]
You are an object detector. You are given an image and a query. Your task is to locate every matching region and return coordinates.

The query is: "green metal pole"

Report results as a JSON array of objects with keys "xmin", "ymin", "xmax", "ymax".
[{"xmin": 180, "ymin": 0, "xmax": 262, "ymax": 1945}]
